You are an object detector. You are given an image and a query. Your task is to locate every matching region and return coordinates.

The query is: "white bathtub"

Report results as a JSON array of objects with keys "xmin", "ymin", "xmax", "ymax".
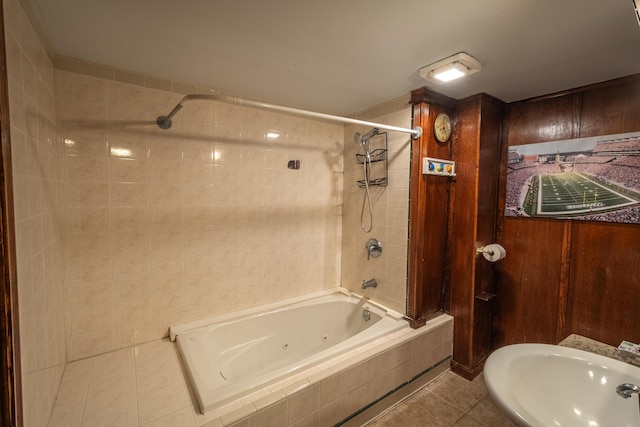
[{"xmin": 170, "ymin": 288, "xmax": 409, "ymax": 413}]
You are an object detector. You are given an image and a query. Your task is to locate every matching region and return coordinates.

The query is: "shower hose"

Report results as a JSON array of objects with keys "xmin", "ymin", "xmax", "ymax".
[{"xmin": 360, "ymin": 156, "xmax": 373, "ymax": 233}]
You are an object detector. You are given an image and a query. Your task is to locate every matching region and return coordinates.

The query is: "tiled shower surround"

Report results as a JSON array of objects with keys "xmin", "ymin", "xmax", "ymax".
[
  {"xmin": 4, "ymin": 0, "xmax": 440, "ymax": 425},
  {"xmin": 57, "ymin": 68, "xmax": 345, "ymax": 360},
  {"xmin": 342, "ymin": 103, "xmax": 411, "ymax": 312},
  {"xmin": 55, "ymin": 60, "xmax": 414, "ymax": 363},
  {"xmin": 4, "ymin": 0, "xmax": 66, "ymax": 425}
]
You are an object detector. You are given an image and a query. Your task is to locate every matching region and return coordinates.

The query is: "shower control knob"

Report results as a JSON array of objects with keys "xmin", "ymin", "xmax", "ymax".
[{"xmin": 365, "ymin": 238, "xmax": 382, "ymax": 260}]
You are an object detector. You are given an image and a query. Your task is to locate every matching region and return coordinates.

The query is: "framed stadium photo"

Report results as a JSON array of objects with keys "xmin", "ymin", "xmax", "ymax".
[{"xmin": 505, "ymin": 131, "xmax": 640, "ymax": 224}]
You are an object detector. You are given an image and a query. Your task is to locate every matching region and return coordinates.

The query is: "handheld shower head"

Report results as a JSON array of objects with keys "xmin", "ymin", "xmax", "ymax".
[{"xmin": 354, "ymin": 128, "xmax": 380, "ymax": 145}]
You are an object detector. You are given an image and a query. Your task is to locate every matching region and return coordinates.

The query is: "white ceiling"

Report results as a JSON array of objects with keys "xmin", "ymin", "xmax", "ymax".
[{"xmin": 28, "ymin": 0, "xmax": 640, "ymax": 115}]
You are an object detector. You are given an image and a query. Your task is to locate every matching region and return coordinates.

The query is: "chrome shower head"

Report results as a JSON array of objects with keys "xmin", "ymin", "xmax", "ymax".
[{"xmin": 354, "ymin": 128, "xmax": 379, "ymax": 145}]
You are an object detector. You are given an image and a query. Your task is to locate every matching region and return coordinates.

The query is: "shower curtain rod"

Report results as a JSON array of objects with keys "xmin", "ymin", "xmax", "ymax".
[{"xmin": 156, "ymin": 93, "xmax": 423, "ymax": 139}]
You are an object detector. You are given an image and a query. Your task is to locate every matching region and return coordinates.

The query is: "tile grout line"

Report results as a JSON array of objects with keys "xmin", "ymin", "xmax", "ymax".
[
  {"xmin": 170, "ymin": 343, "xmax": 199, "ymax": 427},
  {"xmin": 132, "ymin": 341, "xmax": 197, "ymax": 427},
  {"xmin": 79, "ymin": 358, "xmax": 94, "ymax": 427},
  {"xmin": 456, "ymin": 395, "xmax": 481, "ymax": 427},
  {"xmin": 133, "ymin": 347, "xmax": 141, "ymax": 426}
]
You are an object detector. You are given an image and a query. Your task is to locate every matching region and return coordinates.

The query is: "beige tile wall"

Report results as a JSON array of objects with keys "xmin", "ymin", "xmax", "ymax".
[
  {"xmin": 341, "ymin": 97, "xmax": 412, "ymax": 312},
  {"xmin": 3, "ymin": 0, "xmax": 66, "ymax": 425},
  {"xmin": 56, "ymin": 69, "xmax": 344, "ymax": 360}
]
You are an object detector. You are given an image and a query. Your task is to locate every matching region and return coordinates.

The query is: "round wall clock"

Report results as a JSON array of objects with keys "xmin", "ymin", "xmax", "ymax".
[{"xmin": 434, "ymin": 112, "xmax": 452, "ymax": 142}]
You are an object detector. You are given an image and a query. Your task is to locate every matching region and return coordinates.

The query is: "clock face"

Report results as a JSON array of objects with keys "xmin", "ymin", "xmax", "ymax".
[{"xmin": 434, "ymin": 113, "xmax": 452, "ymax": 142}]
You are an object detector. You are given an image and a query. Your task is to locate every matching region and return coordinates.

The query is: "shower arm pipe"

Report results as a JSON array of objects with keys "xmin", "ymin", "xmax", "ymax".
[{"xmin": 156, "ymin": 93, "xmax": 423, "ymax": 139}]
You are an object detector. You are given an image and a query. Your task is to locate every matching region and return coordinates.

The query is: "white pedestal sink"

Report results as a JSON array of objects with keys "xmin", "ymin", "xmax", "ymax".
[{"xmin": 484, "ymin": 344, "xmax": 640, "ymax": 427}]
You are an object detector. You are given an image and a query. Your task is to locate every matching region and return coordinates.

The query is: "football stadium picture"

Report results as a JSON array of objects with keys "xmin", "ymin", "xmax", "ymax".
[{"xmin": 505, "ymin": 131, "xmax": 640, "ymax": 224}]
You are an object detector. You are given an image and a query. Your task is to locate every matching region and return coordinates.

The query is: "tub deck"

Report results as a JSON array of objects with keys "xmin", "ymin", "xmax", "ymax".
[{"xmin": 172, "ymin": 289, "xmax": 408, "ymax": 412}]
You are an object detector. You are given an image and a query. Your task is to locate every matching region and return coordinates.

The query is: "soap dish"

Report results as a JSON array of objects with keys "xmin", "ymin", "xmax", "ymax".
[{"xmin": 618, "ymin": 341, "xmax": 640, "ymax": 367}]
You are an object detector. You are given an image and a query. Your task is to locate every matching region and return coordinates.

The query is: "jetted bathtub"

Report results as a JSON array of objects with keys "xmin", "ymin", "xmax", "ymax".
[{"xmin": 170, "ymin": 288, "xmax": 409, "ymax": 413}]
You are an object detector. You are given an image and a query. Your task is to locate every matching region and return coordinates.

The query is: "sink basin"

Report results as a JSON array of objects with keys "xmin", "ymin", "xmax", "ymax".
[{"xmin": 484, "ymin": 344, "xmax": 640, "ymax": 427}]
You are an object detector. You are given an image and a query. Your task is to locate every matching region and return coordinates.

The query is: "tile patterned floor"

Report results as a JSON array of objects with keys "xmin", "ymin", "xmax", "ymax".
[{"xmin": 365, "ymin": 371, "xmax": 516, "ymax": 427}]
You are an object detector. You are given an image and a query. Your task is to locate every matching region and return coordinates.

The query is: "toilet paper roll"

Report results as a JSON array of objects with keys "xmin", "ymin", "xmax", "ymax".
[{"xmin": 482, "ymin": 243, "xmax": 506, "ymax": 262}]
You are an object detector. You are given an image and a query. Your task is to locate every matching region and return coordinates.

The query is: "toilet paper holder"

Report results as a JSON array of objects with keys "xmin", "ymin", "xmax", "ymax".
[
  {"xmin": 476, "ymin": 246, "xmax": 497, "ymax": 255},
  {"xmin": 476, "ymin": 243, "xmax": 507, "ymax": 262}
]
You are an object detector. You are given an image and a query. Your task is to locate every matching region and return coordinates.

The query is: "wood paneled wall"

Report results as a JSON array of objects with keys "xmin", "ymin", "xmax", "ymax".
[
  {"xmin": 408, "ymin": 90, "xmax": 505, "ymax": 378},
  {"xmin": 449, "ymin": 94, "xmax": 505, "ymax": 378},
  {"xmin": 409, "ymin": 74, "xmax": 640, "ymax": 379},
  {"xmin": 406, "ymin": 89, "xmax": 457, "ymax": 327},
  {"xmin": 496, "ymin": 74, "xmax": 640, "ymax": 348}
]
